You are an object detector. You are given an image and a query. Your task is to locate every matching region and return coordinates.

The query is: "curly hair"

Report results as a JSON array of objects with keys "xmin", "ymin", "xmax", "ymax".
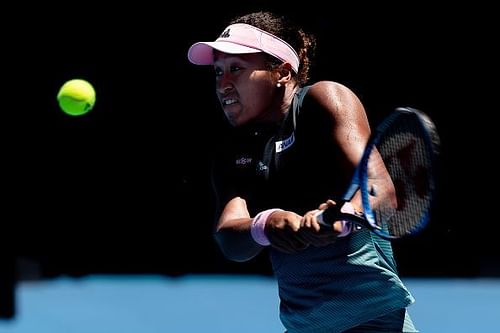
[{"xmin": 229, "ymin": 11, "xmax": 316, "ymax": 86}]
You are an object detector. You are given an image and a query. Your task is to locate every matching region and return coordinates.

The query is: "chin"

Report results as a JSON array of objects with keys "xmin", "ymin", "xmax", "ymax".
[{"xmin": 225, "ymin": 114, "xmax": 244, "ymax": 127}]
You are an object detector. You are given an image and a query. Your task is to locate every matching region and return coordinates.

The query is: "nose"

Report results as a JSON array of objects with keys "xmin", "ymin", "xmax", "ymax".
[{"xmin": 216, "ymin": 75, "xmax": 234, "ymax": 95}]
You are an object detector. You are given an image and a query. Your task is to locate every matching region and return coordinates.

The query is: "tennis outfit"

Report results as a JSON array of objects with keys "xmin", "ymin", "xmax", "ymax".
[{"xmin": 212, "ymin": 86, "xmax": 417, "ymax": 333}]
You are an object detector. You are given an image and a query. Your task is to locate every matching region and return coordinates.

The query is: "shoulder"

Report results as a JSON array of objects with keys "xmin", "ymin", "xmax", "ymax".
[
  {"xmin": 306, "ymin": 81, "xmax": 361, "ymax": 107},
  {"xmin": 302, "ymin": 81, "xmax": 365, "ymax": 119},
  {"xmin": 308, "ymin": 80, "xmax": 354, "ymax": 95}
]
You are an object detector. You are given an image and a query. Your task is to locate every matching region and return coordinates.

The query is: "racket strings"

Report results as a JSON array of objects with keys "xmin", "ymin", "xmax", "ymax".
[{"xmin": 374, "ymin": 116, "xmax": 435, "ymax": 238}]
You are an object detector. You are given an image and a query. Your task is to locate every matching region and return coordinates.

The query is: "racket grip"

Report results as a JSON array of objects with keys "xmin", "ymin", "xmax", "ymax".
[
  {"xmin": 336, "ymin": 221, "xmax": 353, "ymax": 237},
  {"xmin": 338, "ymin": 202, "xmax": 355, "ymax": 237},
  {"xmin": 316, "ymin": 202, "xmax": 355, "ymax": 237}
]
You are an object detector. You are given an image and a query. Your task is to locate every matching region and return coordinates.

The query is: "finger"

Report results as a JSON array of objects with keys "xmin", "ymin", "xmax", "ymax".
[
  {"xmin": 311, "ymin": 218, "xmax": 321, "ymax": 232},
  {"xmin": 318, "ymin": 199, "xmax": 336, "ymax": 210},
  {"xmin": 318, "ymin": 202, "xmax": 329, "ymax": 210},
  {"xmin": 302, "ymin": 209, "xmax": 319, "ymax": 229},
  {"xmin": 308, "ymin": 209, "xmax": 320, "ymax": 228},
  {"xmin": 326, "ymin": 199, "xmax": 336, "ymax": 206},
  {"xmin": 300, "ymin": 215, "xmax": 310, "ymax": 228}
]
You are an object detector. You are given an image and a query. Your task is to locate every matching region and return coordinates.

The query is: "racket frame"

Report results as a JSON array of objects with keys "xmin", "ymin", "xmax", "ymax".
[{"xmin": 317, "ymin": 107, "xmax": 439, "ymax": 240}]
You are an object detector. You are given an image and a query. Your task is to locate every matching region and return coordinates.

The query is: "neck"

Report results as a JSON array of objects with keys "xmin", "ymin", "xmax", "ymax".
[
  {"xmin": 251, "ymin": 83, "xmax": 299, "ymax": 126},
  {"xmin": 280, "ymin": 83, "xmax": 299, "ymax": 115}
]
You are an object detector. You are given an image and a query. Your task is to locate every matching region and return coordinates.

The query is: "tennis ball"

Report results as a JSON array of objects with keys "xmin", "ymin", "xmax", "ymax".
[{"xmin": 57, "ymin": 79, "xmax": 96, "ymax": 116}]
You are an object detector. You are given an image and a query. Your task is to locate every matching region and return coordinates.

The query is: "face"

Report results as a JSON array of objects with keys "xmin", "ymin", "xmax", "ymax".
[{"xmin": 213, "ymin": 52, "xmax": 277, "ymax": 127}]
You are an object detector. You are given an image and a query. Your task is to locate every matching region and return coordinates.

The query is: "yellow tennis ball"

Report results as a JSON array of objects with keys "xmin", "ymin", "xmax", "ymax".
[{"xmin": 57, "ymin": 79, "xmax": 96, "ymax": 116}]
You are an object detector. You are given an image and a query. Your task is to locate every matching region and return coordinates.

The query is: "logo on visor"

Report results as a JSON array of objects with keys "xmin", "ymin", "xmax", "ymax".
[{"xmin": 220, "ymin": 29, "xmax": 231, "ymax": 38}]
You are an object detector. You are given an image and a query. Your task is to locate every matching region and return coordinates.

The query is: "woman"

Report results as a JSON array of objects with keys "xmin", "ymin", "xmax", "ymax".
[{"xmin": 188, "ymin": 11, "xmax": 418, "ymax": 333}]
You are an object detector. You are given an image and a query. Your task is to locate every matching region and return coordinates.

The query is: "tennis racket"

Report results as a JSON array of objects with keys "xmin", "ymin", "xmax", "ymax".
[{"xmin": 316, "ymin": 106, "xmax": 440, "ymax": 240}]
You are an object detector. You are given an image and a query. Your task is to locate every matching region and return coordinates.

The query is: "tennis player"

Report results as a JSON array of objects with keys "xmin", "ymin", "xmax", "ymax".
[{"xmin": 188, "ymin": 11, "xmax": 418, "ymax": 332}]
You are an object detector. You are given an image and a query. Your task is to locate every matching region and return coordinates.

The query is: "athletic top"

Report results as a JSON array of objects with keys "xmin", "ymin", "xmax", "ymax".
[{"xmin": 212, "ymin": 86, "xmax": 415, "ymax": 333}]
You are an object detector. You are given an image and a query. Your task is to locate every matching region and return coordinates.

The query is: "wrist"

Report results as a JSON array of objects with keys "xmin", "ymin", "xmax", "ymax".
[{"xmin": 250, "ymin": 209, "xmax": 283, "ymax": 246}]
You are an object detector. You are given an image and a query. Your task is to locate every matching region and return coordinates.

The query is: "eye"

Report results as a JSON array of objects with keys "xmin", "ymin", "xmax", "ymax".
[
  {"xmin": 214, "ymin": 67, "xmax": 223, "ymax": 77},
  {"xmin": 230, "ymin": 66, "xmax": 241, "ymax": 73}
]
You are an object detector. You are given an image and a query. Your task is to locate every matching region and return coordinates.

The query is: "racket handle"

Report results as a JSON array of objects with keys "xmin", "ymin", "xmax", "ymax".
[
  {"xmin": 336, "ymin": 221, "xmax": 353, "ymax": 237},
  {"xmin": 316, "ymin": 202, "xmax": 355, "ymax": 237}
]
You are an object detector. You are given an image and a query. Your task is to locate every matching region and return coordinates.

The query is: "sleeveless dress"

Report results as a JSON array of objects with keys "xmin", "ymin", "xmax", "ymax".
[{"xmin": 212, "ymin": 86, "xmax": 416, "ymax": 333}]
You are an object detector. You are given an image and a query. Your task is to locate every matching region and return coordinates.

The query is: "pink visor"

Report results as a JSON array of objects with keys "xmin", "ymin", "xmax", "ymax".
[{"xmin": 187, "ymin": 23, "xmax": 300, "ymax": 73}]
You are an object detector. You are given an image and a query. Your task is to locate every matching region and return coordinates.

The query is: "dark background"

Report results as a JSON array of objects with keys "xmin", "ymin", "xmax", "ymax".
[{"xmin": 1, "ymin": 0, "xmax": 494, "ymax": 295}]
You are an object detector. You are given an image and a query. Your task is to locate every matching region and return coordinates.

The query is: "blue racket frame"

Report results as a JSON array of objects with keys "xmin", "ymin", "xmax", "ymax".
[{"xmin": 318, "ymin": 107, "xmax": 439, "ymax": 240}]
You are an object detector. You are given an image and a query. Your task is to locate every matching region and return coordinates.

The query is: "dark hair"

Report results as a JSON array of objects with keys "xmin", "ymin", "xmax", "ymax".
[{"xmin": 229, "ymin": 11, "xmax": 316, "ymax": 86}]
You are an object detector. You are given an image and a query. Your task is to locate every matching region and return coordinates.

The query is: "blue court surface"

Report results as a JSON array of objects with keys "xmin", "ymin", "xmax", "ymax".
[{"xmin": 0, "ymin": 275, "xmax": 498, "ymax": 332}]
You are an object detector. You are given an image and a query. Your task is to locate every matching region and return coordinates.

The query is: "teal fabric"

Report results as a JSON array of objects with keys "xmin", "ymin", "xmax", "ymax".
[
  {"xmin": 272, "ymin": 229, "xmax": 414, "ymax": 333},
  {"xmin": 211, "ymin": 86, "xmax": 416, "ymax": 332},
  {"xmin": 268, "ymin": 88, "xmax": 415, "ymax": 332}
]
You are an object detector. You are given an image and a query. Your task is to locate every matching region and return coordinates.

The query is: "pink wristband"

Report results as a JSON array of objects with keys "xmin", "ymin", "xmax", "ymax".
[{"xmin": 251, "ymin": 209, "xmax": 283, "ymax": 246}]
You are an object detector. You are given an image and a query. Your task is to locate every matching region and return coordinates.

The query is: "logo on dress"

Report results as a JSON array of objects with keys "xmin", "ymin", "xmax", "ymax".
[
  {"xmin": 275, "ymin": 132, "xmax": 295, "ymax": 153},
  {"xmin": 235, "ymin": 156, "xmax": 252, "ymax": 167}
]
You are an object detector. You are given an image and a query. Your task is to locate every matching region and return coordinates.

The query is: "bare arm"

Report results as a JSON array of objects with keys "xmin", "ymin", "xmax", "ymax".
[
  {"xmin": 308, "ymin": 81, "xmax": 396, "ymax": 220},
  {"xmin": 214, "ymin": 81, "xmax": 384, "ymax": 257},
  {"xmin": 213, "ymin": 196, "xmax": 263, "ymax": 262},
  {"xmin": 214, "ymin": 196, "xmax": 314, "ymax": 260},
  {"xmin": 308, "ymin": 81, "xmax": 371, "ymax": 211}
]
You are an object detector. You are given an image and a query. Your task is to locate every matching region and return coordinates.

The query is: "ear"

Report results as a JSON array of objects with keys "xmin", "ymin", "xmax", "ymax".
[{"xmin": 276, "ymin": 62, "xmax": 293, "ymax": 85}]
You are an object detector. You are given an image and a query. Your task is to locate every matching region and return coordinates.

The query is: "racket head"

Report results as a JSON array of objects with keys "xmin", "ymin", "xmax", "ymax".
[{"xmin": 359, "ymin": 107, "xmax": 440, "ymax": 239}]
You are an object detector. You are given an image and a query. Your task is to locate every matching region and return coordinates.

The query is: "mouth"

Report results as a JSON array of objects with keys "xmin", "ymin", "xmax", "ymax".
[{"xmin": 222, "ymin": 98, "xmax": 238, "ymax": 106}]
